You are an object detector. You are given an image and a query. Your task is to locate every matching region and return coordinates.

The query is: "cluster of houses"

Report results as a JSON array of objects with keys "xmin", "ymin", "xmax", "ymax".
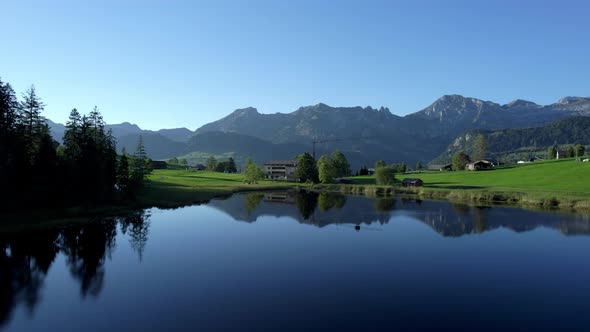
[
  {"xmin": 262, "ymin": 160, "xmax": 425, "ymax": 187},
  {"xmin": 429, "ymin": 158, "xmax": 499, "ymax": 171}
]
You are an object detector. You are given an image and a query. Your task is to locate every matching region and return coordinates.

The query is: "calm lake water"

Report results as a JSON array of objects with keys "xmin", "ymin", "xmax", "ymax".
[{"xmin": 2, "ymin": 191, "xmax": 590, "ymax": 331}]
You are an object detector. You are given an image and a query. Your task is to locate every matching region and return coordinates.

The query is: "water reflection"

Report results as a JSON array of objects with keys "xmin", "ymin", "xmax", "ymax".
[
  {"xmin": 0, "ymin": 212, "xmax": 150, "ymax": 327},
  {"xmin": 120, "ymin": 211, "xmax": 151, "ymax": 262},
  {"xmin": 0, "ymin": 229, "xmax": 58, "ymax": 326},
  {"xmin": 210, "ymin": 191, "xmax": 590, "ymax": 236},
  {"xmin": 1, "ymin": 191, "xmax": 590, "ymax": 329}
]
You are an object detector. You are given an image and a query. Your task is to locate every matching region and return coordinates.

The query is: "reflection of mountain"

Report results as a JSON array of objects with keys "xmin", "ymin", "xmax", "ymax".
[
  {"xmin": 0, "ymin": 211, "xmax": 150, "ymax": 327},
  {"xmin": 207, "ymin": 191, "xmax": 392, "ymax": 227},
  {"xmin": 396, "ymin": 199, "xmax": 590, "ymax": 237},
  {"xmin": 208, "ymin": 191, "xmax": 590, "ymax": 237}
]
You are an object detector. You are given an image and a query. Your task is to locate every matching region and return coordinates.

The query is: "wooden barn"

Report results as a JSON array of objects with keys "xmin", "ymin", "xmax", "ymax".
[
  {"xmin": 402, "ymin": 178, "xmax": 424, "ymax": 187},
  {"xmin": 467, "ymin": 160, "xmax": 494, "ymax": 171}
]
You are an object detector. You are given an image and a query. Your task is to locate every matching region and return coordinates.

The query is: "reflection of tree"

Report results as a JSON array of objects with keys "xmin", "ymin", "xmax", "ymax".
[
  {"xmin": 472, "ymin": 207, "xmax": 489, "ymax": 233},
  {"xmin": 60, "ymin": 218, "xmax": 117, "ymax": 297},
  {"xmin": 0, "ymin": 230, "xmax": 59, "ymax": 327},
  {"xmin": 294, "ymin": 191, "xmax": 318, "ymax": 220},
  {"xmin": 318, "ymin": 193, "xmax": 347, "ymax": 212},
  {"xmin": 0, "ymin": 210, "xmax": 154, "ymax": 327},
  {"xmin": 244, "ymin": 193, "xmax": 264, "ymax": 215},
  {"xmin": 120, "ymin": 211, "xmax": 151, "ymax": 262},
  {"xmin": 375, "ymin": 198, "xmax": 396, "ymax": 212},
  {"xmin": 451, "ymin": 203, "xmax": 470, "ymax": 215}
]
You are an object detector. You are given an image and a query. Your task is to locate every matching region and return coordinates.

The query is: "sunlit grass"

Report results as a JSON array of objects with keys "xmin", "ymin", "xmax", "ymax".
[
  {"xmin": 140, "ymin": 159, "xmax": 590, "ymax": 210},
  {"xmin": 139, "ymin": 170, "xmax": 300, "ymax": 207},
  {"xmin": 343, "ymin": 158, "xmax": 590, "ymax": 209}
]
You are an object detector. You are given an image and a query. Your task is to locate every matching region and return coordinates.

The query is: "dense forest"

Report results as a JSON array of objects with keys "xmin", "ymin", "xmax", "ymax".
[{"xmin": 0, "ymin": 78, "xmax": 151, "ymax": 212}]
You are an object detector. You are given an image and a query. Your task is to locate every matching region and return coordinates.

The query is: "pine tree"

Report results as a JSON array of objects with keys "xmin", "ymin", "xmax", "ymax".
[
  {"xmin": 63, "ymin": 109, "xmax": 82, "ymax": 160},
  {"xmin": 567, "ymin": 146, "xmax": 575, "ymax": 158},
  {"xmin": 0, "ymin": 79, "xmax": 19, "ymax": 136},
  {"xmin": 359, "ymin": 166, "xmax": 369, "ymax": 176},
  {"xmin": 399, "ymin": 161, "xmax": 407, "ymax": 173},
  {"xmin": 548, "ymin": 146, "xmax": 557, "ymax": 159},
  {"xmin": 103, "ymin": 128, "xmax": 118, "ymax": 194},
  {"xmin": 33, "ymin": 124, "xmax": 57, "ymax": 188},
  {"xmin": 0, "ymin": 79, "xmax": 22, "ymax": 192},
  {"xmin": 131, "ymin": 135, "xmax": 150, "ymax": 187},
  {"xmin": 227, "ymin": 157, "xmax": 237, "ymax": 173},
  {"xmin": 117, "ymin": 147, "xmax": 130, "ymax": 191},
  {"xmin": 18, "ymin": 85, "xmax": 47, "ymax": 163},
  {"xmin": 575, "ymin": 144, "xmax": 585, "ymax": 157}
]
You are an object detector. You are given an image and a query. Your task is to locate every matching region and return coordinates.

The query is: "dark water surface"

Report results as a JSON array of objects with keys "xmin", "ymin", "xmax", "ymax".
[{"xmin": 2, "ymin": 192, "xmax": 590, "ymax": 331}]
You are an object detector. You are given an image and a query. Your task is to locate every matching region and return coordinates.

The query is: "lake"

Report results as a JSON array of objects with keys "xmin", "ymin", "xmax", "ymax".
[{"xmin": 2, "ymin": 191, "xmax": 590, "ymax": 331}]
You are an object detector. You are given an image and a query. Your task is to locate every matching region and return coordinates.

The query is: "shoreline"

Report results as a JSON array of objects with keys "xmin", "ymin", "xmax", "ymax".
[
  {"xmin": 310, "ymin": 183, "xmax": 590, "ymax": 212},
  {"xmin": 3, "ymin": 165, "xmax": 590, "ymax": 232}
]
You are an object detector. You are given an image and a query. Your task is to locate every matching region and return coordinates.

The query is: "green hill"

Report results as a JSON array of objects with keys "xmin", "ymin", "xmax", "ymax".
[
  {"xmin": 415, "ymin": 158, "xmax": 590, "ymax": 195},
  {"xmin": 338, "ymin": 158, "xmax": 590, "ymax": 209},
  {"xmin": 433, "ymin": 116, "xmax": 590, "ymax": 164}
]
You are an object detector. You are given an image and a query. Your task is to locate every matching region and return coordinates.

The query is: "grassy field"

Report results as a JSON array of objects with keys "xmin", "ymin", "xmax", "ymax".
[
  {"xmin": 142, "ymin": 159, "xmax": 590, "ymax": 210},
  {"xmin": 138, "ymin": 169, "xmax": 301, "ymax": 208},
  {"xmin": 342, "ymin": 158, "xmax": 590, "ymax": 209}
]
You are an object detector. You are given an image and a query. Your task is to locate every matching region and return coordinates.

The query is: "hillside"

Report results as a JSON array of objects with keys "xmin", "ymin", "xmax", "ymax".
[
  {"xmin": 184, "ymin": 131, "xmax": 311, "ymax": 165},
  {"xmin": 116, "ymin": 133, "xmax": 187, "ymax": 159},
  {"xmin": 433, "ymin": 116, "xmax": 590, "ymax": 164}
]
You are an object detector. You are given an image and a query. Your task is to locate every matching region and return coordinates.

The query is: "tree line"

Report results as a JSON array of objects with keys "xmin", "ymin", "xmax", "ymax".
[
  {"xmin": 0, "ymin": 78, "xmax": 151, "ymax": 211},
  {"xmin": 293, "ymin": 151, "xmax": 351, "ymax": 184},
  {"xmin": 547, "ymin": 144, "xmax": 585, "ymax": 160}
]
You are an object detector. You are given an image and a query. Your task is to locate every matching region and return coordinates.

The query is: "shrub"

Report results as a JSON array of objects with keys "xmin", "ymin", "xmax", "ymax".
[{"xmin": 375, "ymin": 166, "xmax": 396, "ymax": 185}]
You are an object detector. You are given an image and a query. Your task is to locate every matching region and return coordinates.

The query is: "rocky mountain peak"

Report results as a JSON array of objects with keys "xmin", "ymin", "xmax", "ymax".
[
  {"xmin": 557, "ymin": 97, "xmax": 589, "ymax": 105},
  {"xmin": 420, "ymin": 95, "xmax": 486, "ymax": 118},
  {"xmin": 503, "ymin": 99, "xmax": 540, "ymax": 109},
  {"xmin": 231, "ymin": 107, "xmax": 259, "ymax": 116}
]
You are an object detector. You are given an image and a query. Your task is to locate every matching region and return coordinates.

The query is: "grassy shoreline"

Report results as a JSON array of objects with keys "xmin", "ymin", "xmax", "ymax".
[
  {"xmin": 311, "ymin": 183, "xmax": 590, "ymax": 211},
  {"xmin": 3, "ymin": 159, "xmax": 590, "ymax": 230},
  {"xmin": 314, "ymin": 158, "xmax": 590, "ymax": 211}
]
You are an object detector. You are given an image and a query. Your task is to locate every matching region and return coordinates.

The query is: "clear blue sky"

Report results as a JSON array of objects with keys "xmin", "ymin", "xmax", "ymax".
[{"xmin": 2, "ymin": 0, "xmax": 589, "ymax": 130}]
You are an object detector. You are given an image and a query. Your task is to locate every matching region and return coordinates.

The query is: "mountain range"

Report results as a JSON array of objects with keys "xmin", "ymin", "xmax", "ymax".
[{"xmin": 46, "ymin": 95, "xmax": 590, "ymax": 168}]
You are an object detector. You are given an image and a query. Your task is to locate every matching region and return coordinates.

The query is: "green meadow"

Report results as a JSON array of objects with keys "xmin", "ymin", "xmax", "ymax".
[
  {"xmin": 141, "ymin": 158, "xmax": 590, "ymax": 211},
  {"xmin": 343, "ymin": 158, "xmax": 590, "ymax": 209},
  {"xmin": 139, "ymin": 170, "xmax": 299, "ymax": 208}
]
